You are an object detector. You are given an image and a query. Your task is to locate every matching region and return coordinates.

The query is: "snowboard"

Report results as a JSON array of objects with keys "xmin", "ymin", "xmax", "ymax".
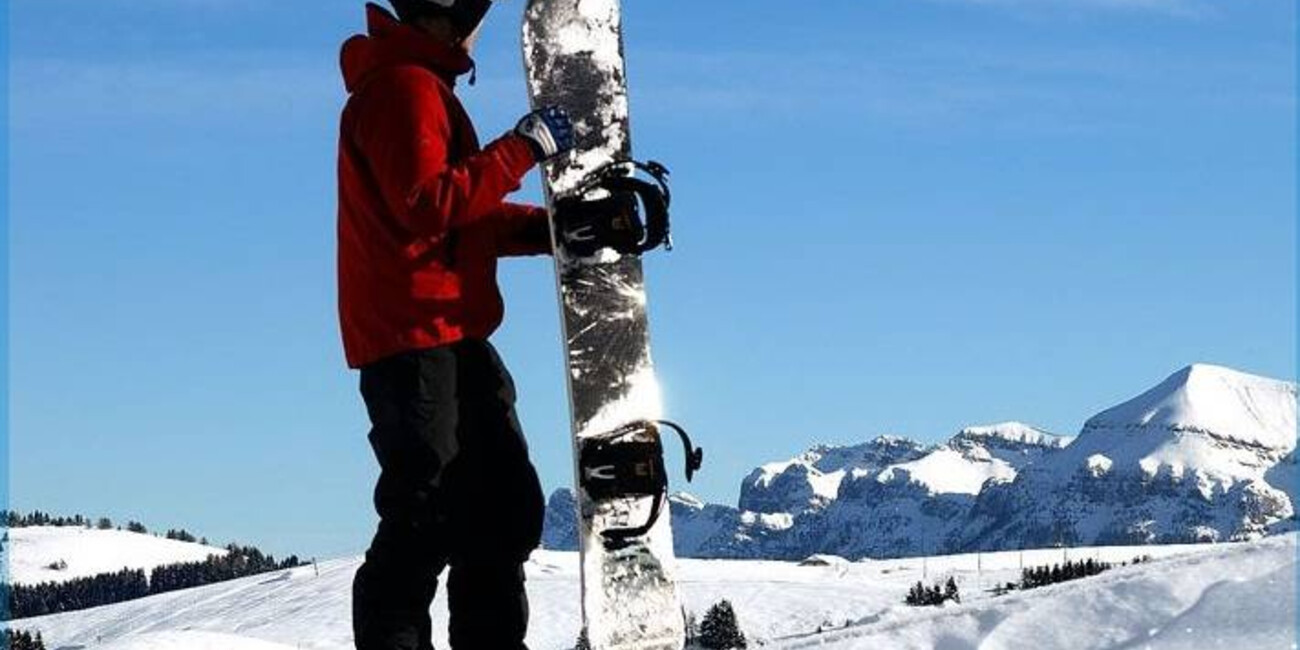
[{"xmin": 522, "ymin": 1, "xmax": 689, "ymax": 648}]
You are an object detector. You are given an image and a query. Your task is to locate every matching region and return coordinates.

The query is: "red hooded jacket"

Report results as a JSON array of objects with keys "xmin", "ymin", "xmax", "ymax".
[{"xmin": 337, "ymin": 4, "xmax": 550, "ymax": 368}]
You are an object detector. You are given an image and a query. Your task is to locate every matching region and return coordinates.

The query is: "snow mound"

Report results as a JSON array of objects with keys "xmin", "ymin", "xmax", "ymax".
[{"xmin": 782, "ymin": 535, "xmax": 1296, "ymax": 650}]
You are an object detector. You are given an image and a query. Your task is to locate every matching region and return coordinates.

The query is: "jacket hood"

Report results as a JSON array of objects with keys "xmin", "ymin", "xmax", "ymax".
[{"xmin": 341, "ymin": 3, "xmax": 475, "ymax": 93}]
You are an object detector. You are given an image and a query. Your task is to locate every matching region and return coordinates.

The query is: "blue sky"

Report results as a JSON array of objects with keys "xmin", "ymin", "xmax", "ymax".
[{"xmin": 7, "ymin": 0, "xmax": 1295, "ymax": 559}]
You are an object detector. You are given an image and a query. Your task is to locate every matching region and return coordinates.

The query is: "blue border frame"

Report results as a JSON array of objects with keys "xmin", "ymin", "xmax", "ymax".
[{"xmin": 1, "ymin": 0, "xmax": 10, "ymax": 627}]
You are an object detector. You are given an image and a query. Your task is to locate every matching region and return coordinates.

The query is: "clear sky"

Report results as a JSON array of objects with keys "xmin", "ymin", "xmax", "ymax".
[{"xmin": 8, "ymin": 0, "xmax": 1295, "ymax": 559}]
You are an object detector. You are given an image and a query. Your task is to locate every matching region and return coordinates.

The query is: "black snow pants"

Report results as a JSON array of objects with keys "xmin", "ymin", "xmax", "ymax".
[{"xmin": 352, "ymin": 340, "xmax": 546, "ymax": 650}]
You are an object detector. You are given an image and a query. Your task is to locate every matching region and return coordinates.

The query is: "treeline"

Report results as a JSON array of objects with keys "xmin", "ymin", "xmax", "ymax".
[
  {"xmin": 3, "ymin": 510, "xmax": 149, "ymax": 535},
  {"xmin": 150, "ymin": 544, "xmax": 300, "ymax": 593},
  {"xmin": 3, "ymin": 629, "xmax": 47, "ymax": 650},
  {"xmin": 8, "ymin": 569, "xmax": 149, "ymax": 618},
  {"xmin": 3, "ymin": 510, "xmax": 210, "ymax": 545},
  {"xmin": 994, "ymin": 555, "xmax": 1152, "ymax": 595},
  {"xmin": 904, "ymin": 577, "xmax": 961, "ymax": 607},
  {"xmin": 6, "ymin": 545, "xmax": 303, "ymax": 619}
]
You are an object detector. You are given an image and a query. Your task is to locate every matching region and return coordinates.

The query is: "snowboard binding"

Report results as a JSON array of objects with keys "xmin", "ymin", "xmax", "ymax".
[
  {"xmin": 578, "ymin": 419, "xmax": 703, "ymax": 548},
  {"xmin": 554, "ymin": 159, "xmax": 673, "ymax": 259}
]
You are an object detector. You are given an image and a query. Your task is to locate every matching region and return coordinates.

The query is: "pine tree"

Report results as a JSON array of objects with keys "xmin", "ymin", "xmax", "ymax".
[
  {"xmin": 4, "ymin": 628, "xmax": 49, "ymax": 650},
  {"xmin": 905, "ymin": 581, "xmax": 923, "ymax": 606},
  {"xmin": 943, "ymin": 577, "xmax": 960, "ymax": 604},
  {"xmin": 698, "ymin": 599, "xmax": 747, "ymax": 649}
]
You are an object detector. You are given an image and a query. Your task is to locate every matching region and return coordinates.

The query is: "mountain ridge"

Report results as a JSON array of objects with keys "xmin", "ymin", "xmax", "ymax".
[{"xmin": 543, "ymin": 363, "xmax": 1297, "ymax": 559}]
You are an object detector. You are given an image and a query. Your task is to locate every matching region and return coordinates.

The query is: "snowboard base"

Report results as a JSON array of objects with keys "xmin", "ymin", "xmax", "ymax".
[{"xmin": 522, "ymin": 0, "xmax": 688, "ymax": 648}]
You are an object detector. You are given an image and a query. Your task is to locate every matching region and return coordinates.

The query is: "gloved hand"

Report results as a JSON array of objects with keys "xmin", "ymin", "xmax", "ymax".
[
  {"xmin": 514, "ymin": 106, "xmax": 575, "ymax": 162},
  {"xmin": 553, "ymin": 191, "xmax": 643, "ymax": 258}
]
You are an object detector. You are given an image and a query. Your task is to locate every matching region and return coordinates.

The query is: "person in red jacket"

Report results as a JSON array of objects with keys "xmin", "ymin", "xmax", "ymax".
[{"xmin": 336, "ymin": 1, "xmax": 576, "ymax": 648}]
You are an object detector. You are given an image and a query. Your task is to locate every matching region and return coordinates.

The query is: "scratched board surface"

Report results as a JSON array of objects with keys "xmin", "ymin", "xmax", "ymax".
[{"xmin": 522, "ymin": 0, "xmax": 686, "ymax": 648}]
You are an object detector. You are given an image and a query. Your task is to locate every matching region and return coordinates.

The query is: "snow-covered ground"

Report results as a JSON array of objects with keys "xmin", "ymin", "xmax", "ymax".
[
  {"xmin": 13, "ymin": 534, "xmax": 1294, "ymax": 649},
  {"xmin": 5, "ymin": 527, "xmax": 228, "ymax": 585}
]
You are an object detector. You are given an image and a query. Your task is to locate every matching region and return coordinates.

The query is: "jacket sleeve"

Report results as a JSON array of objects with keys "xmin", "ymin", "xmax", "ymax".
[
  {"xmin": 494, "ymin": 202, "xmax": 554, "ymax": 257},
  {"xmin": 352, "ymin": 66, "xmax": 538, "ymax": 239}
]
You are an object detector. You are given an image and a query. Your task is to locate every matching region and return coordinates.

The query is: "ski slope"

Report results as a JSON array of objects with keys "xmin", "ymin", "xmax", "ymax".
[{"xmin": 14, "ymin": 534, "xmax": 1294, "ymax": 649}]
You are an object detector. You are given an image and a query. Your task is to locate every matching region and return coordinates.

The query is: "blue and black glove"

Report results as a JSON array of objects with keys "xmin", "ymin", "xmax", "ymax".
[{"xmin": 515, "ymin": 106, "xmax": 576, "ymax": 162}]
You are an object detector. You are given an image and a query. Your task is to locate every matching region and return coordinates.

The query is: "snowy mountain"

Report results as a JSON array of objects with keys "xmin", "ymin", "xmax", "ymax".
[
  {"xmin": 568, "ymin": 420, "xmax": 1072, "ymax": 558},
  {"xmin": 951, "ymin": 421, "xmax": 1072, "ymax": 457},
  {"xmin": 542, "ymin": 363, "xmax": 1296, "ymax": 560},
  {"xmin": 876, "ymin": 421, "xmax": 1069, "ymax": 497},
  {"xmin": 546, "ymin": 421, "xmax": 1071, "ymax": 558},
  {"xmin": 540, "ymin": 488, "xmax": 579, "ymax": 551},
  {"xmin": 737, "ymin": 436, "xmax": 928, "ymax": 514},
  {"xmin": 814, "ymin": 421, "xmax": 1072, "ymax": 559},
  {"xmin": 965, "ymin": 364, "xmax": 1297, "ymax": 549},
  {"xmin": 13, "ymin": 533, "xmax": 1295, "ymax": 650},
  {"xmin": 4, "ymin": 526, "xmax": 229, "ymax": 586}
]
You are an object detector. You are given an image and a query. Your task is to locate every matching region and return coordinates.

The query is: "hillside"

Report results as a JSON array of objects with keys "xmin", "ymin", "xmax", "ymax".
[
  {"xmin": 13, "ymin": 535, "xmax": 1294, "ymax": 649},
  {"xmin": 5, "ymin": 526, "xmax": 229, "ymax": 586}
]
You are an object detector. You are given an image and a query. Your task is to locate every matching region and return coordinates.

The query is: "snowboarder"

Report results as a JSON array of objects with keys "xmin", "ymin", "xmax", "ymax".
[{"xmin": 334, "ymin": 1, "xmax": 621, "ymax": 648}]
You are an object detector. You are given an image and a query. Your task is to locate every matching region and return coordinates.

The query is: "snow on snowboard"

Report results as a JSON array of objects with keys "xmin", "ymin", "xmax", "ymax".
[{"xmin": 522, "ymin": 1, "xmax": 701, "ymax": 648}]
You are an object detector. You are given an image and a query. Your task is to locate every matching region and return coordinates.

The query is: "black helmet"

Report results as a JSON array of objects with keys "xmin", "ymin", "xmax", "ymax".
[{"xmin": 390, "ymin": 0, "xmax": 492, "ymax": 37}]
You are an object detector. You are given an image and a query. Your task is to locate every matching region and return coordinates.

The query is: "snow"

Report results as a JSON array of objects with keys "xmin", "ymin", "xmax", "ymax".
[
  {"xmin": 876, "ymin": 447, "xmax": 1016, "ymax": 496},
  {"xmin": 797, "ymin": 554, "xmax": 850, "ymax": 567},
  {"xmin": 956, "ymin": 421, "xmax": 1072, "ymax": 448},
  {"xmin": 1087, "ymin": 453, "xmax": 1114, "ymax": 476},
  {"xmin": 807, "ymin": 468, "xmax": 847, "ymax": 501},
  {"xmin": 754, "ymin": 459, "xmax": 802, "ymax": 487},
  {"xmin": 792, "ymin": 535, "xmax": 1296, "ymax": 650},
  {"xmin": 738, "ymin": 437, "xmax": 932, "ymax": 516},
  {"xmin": 669, "ymin": 492, "xmax": 704, "ymax": 509},
  {"xmin": 1085, "ymin": 364, "xmax": 1297, "ymax": 453},
  {"xmin": 747, "ymin": 462, "xmax": 843, "ymax": 504},
  {"xmin": 83, "ymin": 631, "xmax": 297, "ymax": 650},
  {"xmin": 1066, "ymin": 403, "xmax": 1288, "ymax": 490},
  {"xmin": 15, "ymin": 530, "xmax": 1293, "ymax": 650},
  {"xmin": 5, "ymin": 527, "xmax": 228, "ymax": 585},
  {"xmin": 740, "ymin": 511, "xmax": 794, "ymax": 530}
]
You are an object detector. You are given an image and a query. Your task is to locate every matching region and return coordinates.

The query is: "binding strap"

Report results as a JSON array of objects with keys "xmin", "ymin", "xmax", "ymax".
[{"xmin": 578, "ymin": 419, "xmax": 703, "ymax": 546}]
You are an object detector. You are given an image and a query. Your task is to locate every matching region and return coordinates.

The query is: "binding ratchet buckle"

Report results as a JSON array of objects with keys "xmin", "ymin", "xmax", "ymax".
[
  {"xmin": 578, "ymin": 419, "xmax": 703, "ymax": 547},
  {"xmin": 560, "ymin": 159, "xmax": 674, "ymax": 257}
]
